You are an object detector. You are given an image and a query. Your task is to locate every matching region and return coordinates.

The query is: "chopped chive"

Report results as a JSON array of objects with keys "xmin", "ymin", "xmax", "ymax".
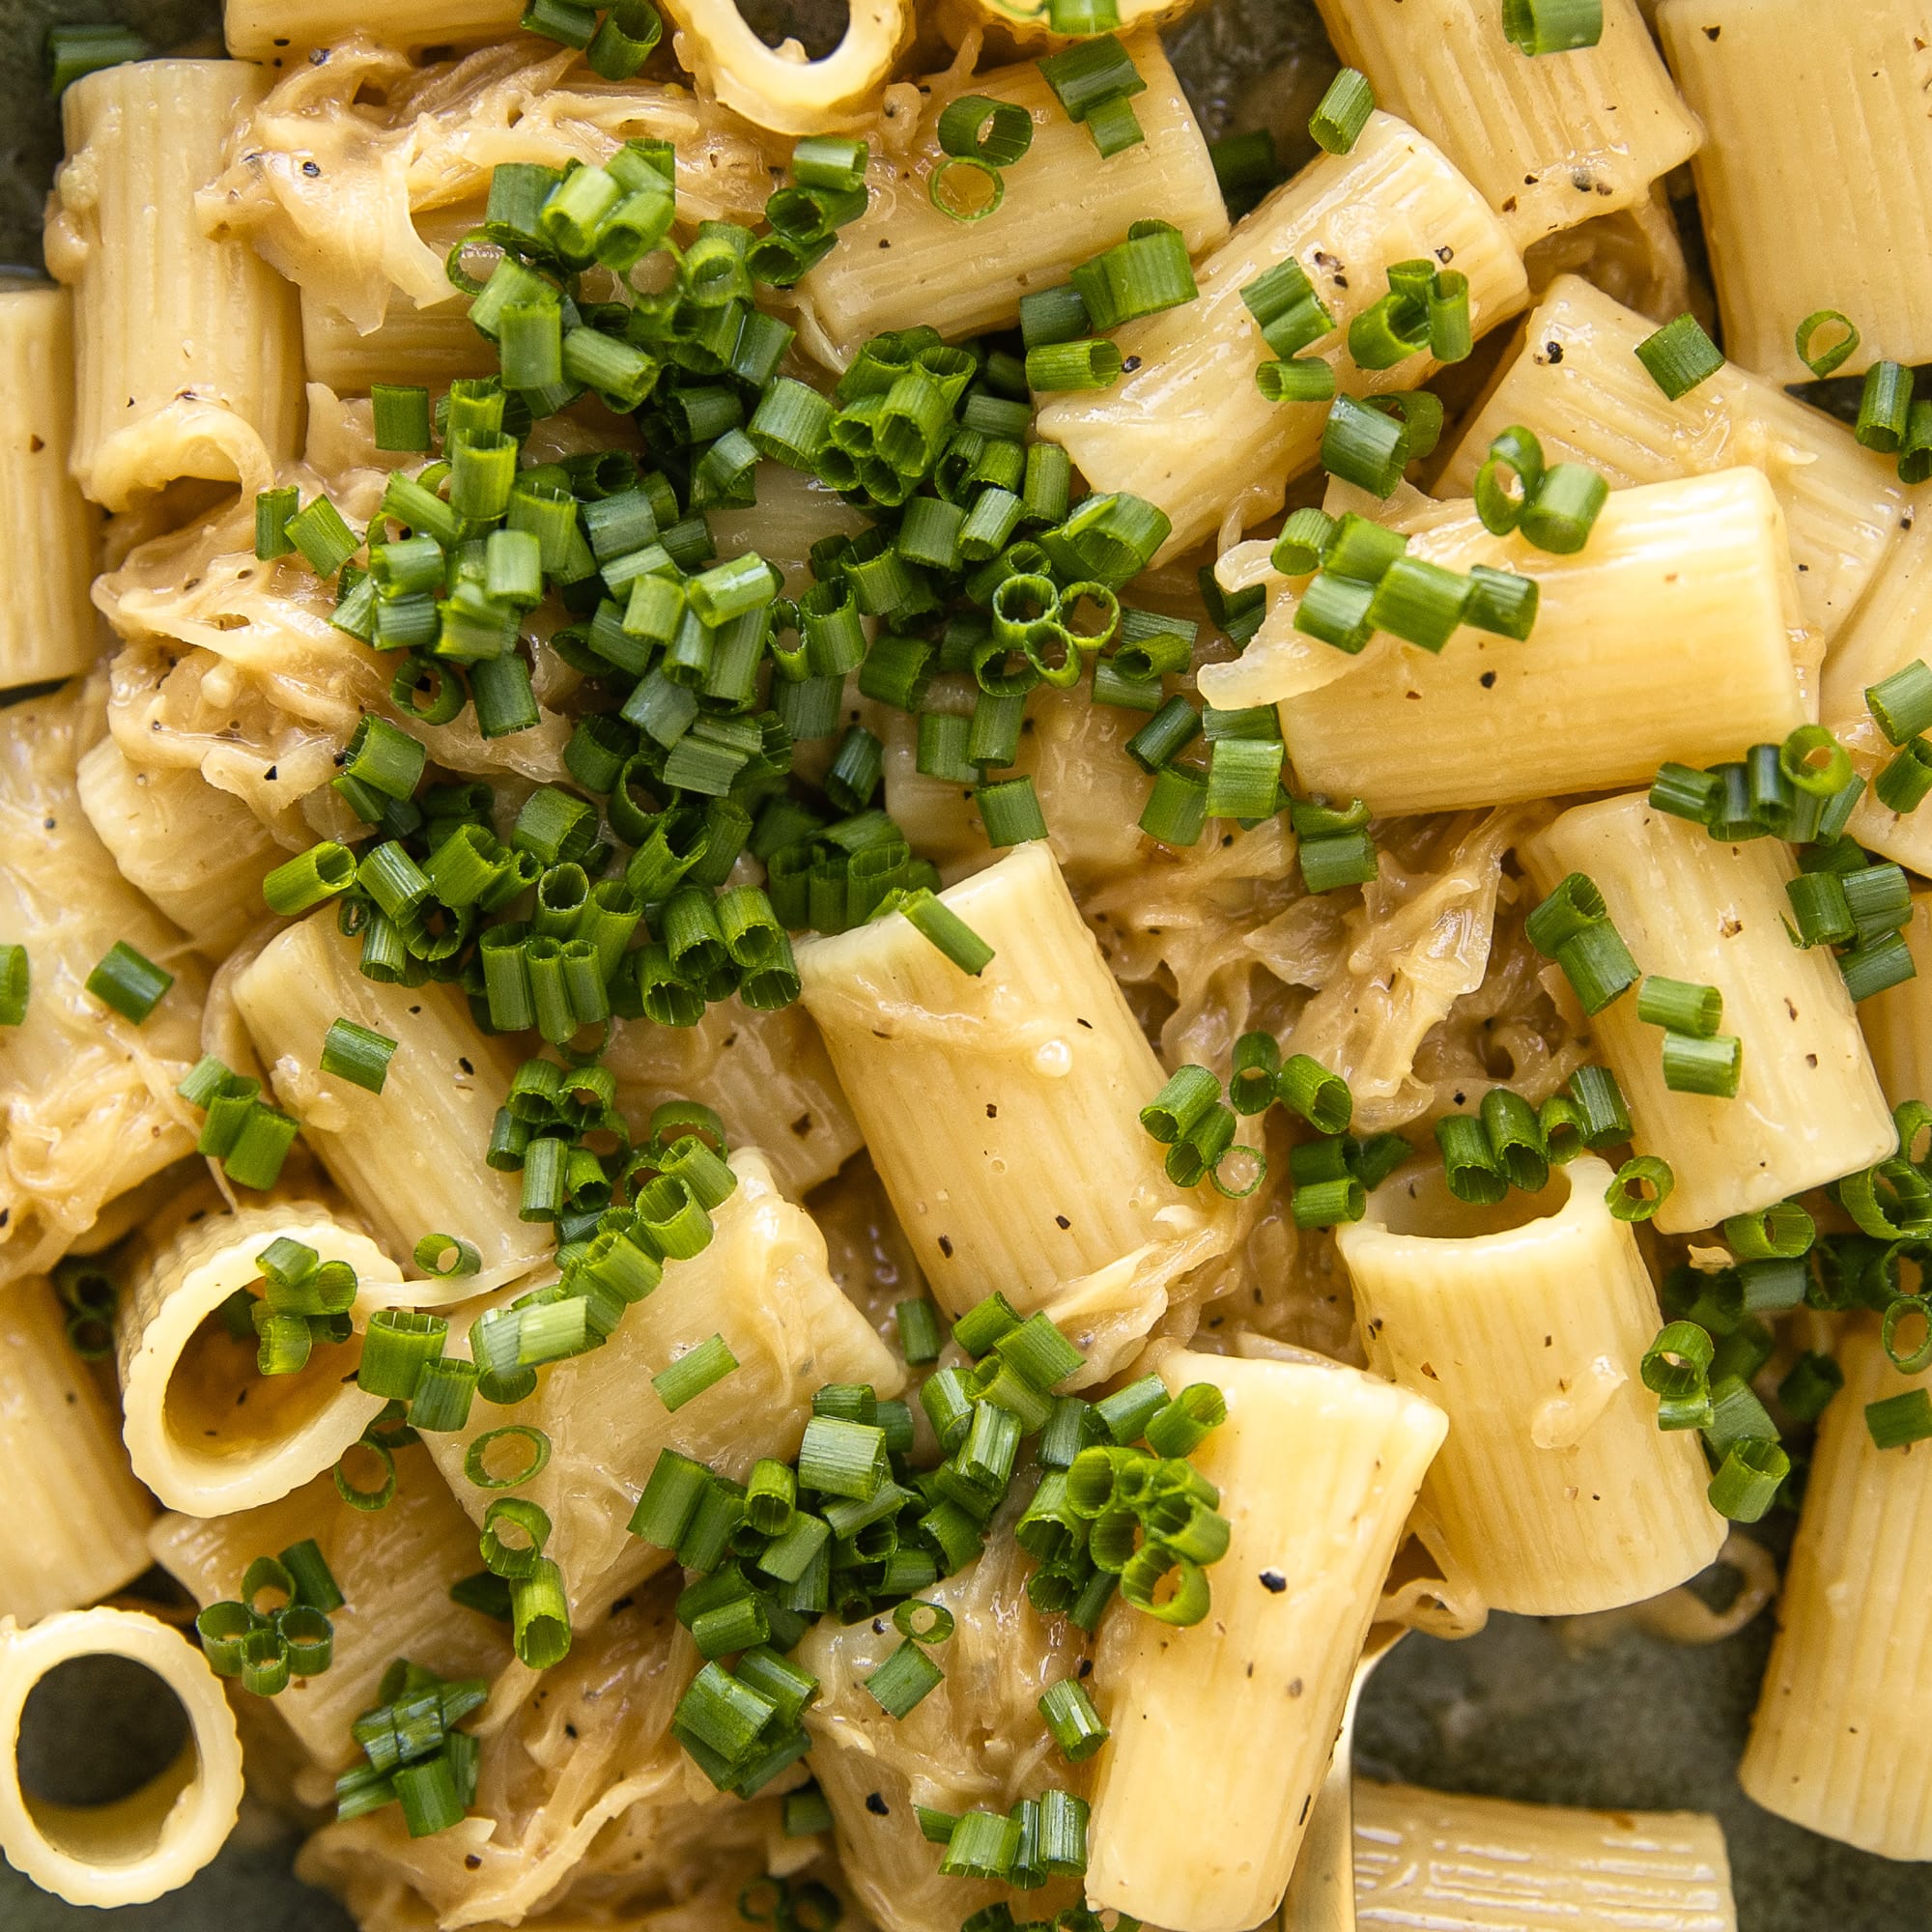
[
  {"xmin": 85, "ymin": 941, "xmax": 172, "ymax": 1024},
  {"xmin": 321, "ymin": 1018, "xmax": 398, "ymax": 1094},
  {"xmin": 1309, "ymin": 67, "xmax": 1374, "ymax": 153},
  {"xmin": 1795, "ymin": 309, "xmax": 1860, "ymax": 380},
  {"xmin": 1634, "ymin": 313, "xmax": 1725, "ymax": 400},
  {"xmin": 1662, "ymin": 1033, "xmax": 1743, "ymax": 1098},
  {"xmin": 1607, "ymin": 1154, "xmax": 1673, "ymax": 1222}
]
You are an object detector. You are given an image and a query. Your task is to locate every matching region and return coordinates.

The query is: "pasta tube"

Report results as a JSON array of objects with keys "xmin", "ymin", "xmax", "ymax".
[
  {"xmin": 418, "ymin": 1151, "xmax": 901, "ymax": 1621},
  {"xmin": 0, "ymin": 287, "xmax": 98, "ymax": 691},
  {"xmin": 1273, "ymin": 469, "xmax": 1808, "ymax": 814},
  {"xmin": 797, "ymin": 842, "xmax": 1229, "ymax": 1380},
  {"xmin": 1816, "ymin": 504, "xmax": 1932, "ymax": 881},
  {"xmin": 1335, "ymin": 1156, "xmax": 1725, "ymax": 1614},
  {"xmin": 234, "ymin": 913, "xmax": 538, "ymax": 1273},
  {"xmin": 1438, "ymin": 274, "xmax": 1909, "ymax": 643},
  {"xmin": 1859, "ymin": 895, "xmax": 1932, "ymax": 1114},
  {"xmin": 1526, "ymin": 793, "xmax": 1894, "ymax": 1235},
  {"xmin": 118, "ymin": 1202, "xmax": 397, "ymax": 1516},
  {"xmin": 1353, "ymin": 1781, "xmax": 1738, "ymax": 1930},
  {"xmin": 1313, "ymin": 0, "xmax": 1700, "ymax": 249},
  {"xmin": 1657, "ymin": 0, "xmax": 1932, "ymax": 383},
  {"xmin": 798, "ymin": 37, "xmax": 1225, "ymax": 362},
  {"xmin": 1739, "ymin": 1321, "xmax": 1932, "ymax": 1858},
  {"xmin": 0, "ymin": 1280, "xmax": 154, "ymax": 1625},
  {"xmin": 75, "ymin": 738, "xmax": 282, "ymax": 958},
  {"xmin": 1086, "ymin": 1350, "xmax": 1446, "ymax": 1932},
  {"xmin": 1037, "ymin": 111, "xmax": 1526, "ymax": 562},
  {"xmin": 149, "ymin": 1444, "xmax": 513, "ymax": 1772},
  {"xmin": 603, "ymin": 998, "xmax": 864, "ymax": 1201},
  {"xmin": 0, "ymin": 687, "xmax": 206, "ymax": 1290},
  {"xmin": 45, "ymin": 61, "xmax": 303, "ymax": 511},
  {"xmin": 226, "ymin": 0, "xmax": 525, "ymax": 59},
  {"xmin": 0, "ymin": 1607, "xmax": 243, "ymax": 1907}
]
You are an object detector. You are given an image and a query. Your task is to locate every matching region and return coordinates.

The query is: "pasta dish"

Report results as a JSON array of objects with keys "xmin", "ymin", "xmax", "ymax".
[{"xmin": 1, "ymin": 0, "xmax": 1928, "ymax": 1926}]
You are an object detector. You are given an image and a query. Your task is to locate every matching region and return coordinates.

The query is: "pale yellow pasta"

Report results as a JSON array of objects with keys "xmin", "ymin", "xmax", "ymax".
[
  {"xmin": 798, "ymin": 841, "xmax": 1231, "ymax": 1380},
  {"xmin": 1860, "ymin": 894, "xmax": 1932, "ymax": 1113},
  {"xmin": 418, "ymin": 1151, "xmax": 901, "ymax": 1622},
  {"xmin": 1657, "ymin": 0, "xmax": 1932, "ymax": 383},
  {"xmin": 0, "ymin": 286, "xmax": 99, "ymax": 690},
  {"xmin": 1739, "ymin": 1321, "xmax": 1932, "ymax": 1859},
  {"xmin": 1037, "ymin": 111, "xmax": 1526, "ymax": 562},
  {"xmin": 1261, "ymin": 469, "xmax": 1808, "ymax": 815},
  {"xmin": 1526, "ymin": 792, "xmax": 1895, "ymax": 1234},
  {"xmin": 1438, "ymin": 274, "xmax": 1909, "ymax": 643},
  {"xmin": 149, "ymin": 1444, "xmax": 513, "ymax": 1772},
  {"xmin": 1335, "ymin": 1157, "xmax": 1725, "ymax": 1615},
  {"xmin": 1313, "ymin": 0, "xmax": 1700, "ymax": 248},
  {"xmin": 1353, "ymin": 1781, "xmax": 1738, "ymax": 1930},
  {"xmin": 703, "ymin": 462, "xmax": 873, "ymax": 599},
  {"xmin": 225, "ymin": 0, "xmax": 525, "ymax": 60},
  {"xmin": 0, "ymin": 687, "xmax": 206, "ymax": 1290},
  {"xmin": 0, "ymin": 1607, "xmax": 243, "ymax": 1908},
  {"xmin": 1814, "ymin": 499, "xmax": 1932, "ymax": 881},
  {"xmin": 118, "ymin": 1201, "xmax": 397, "ymax": 1516},
  {"xmin": 602, "ymin": 999, "xmax": 865, "ymax": 1200},
  {"xmin": 1086, "ymin": 1350, "xmax": 1446, "ymax": 1932},
  {"xmin": 0, "ymin": 1279, "xmax": 154, "ymax": 1625},
  {"xmin": 45, "ymin": 61, "xmax": 304, "ymax": 512},
  {"xmin": 299, "ymin": 290, "xmax": 498, "ymax": 394},
  {"xmin": 234, "ymin": 913, "xmax": 540, "ymax": 1273},
  {"xmin": 798, "ymin": 37, "xmax": 1226, "ymax": 363},
  {"xmin": 74, "ymin": 738, "xmax": 282, "ymax": 958}
]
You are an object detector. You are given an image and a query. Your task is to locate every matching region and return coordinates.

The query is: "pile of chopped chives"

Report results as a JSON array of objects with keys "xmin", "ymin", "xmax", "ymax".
[
  {"xmin": 196, "ymin": 1539, "xmax": 343, "ymax": 1700},
  {"xmin": 1435, "ymin": 1065, "xmax": 1638, "ymax": 1210}
]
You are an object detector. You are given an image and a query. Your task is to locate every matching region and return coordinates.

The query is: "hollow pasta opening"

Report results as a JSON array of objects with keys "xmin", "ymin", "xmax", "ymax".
[
  {"xmin": 15, "ymin": 1656, "xmax": 198, "ymax": 1867},
  {"xmin": 161, "ymin": 1306, "xmax": 362, "ymax": 1468},
  {"xmin": 1372, "ymin": 1161, "xmax": 1573, "ymax": 1241}
]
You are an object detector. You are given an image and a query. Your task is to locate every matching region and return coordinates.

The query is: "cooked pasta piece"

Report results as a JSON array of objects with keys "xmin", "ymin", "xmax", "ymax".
[
  {"xmin": 1739, "ymin": 1320, "xmax": 1932, "ymax": 1859},
  {"xmin": 298, "ymin": 1581, "xmax": 776, "ymax": 1930},
  {"xmin": 1259, "ymin": 469, "xmax": 1808, "ymax": 813},
  {"xmin": 798, "ymin": 37, "xmax": 1226, "ymax": 362},
  {"xmin": 74, "ymin": 738, "xmax": 282, "ymax": 958},
  {"xmin": 1086, "ymin": 1350, "xmax": 1446, "ymax": 1932},
  {"xmin": 1438, "ymin": 274, "xmax": 1909, "ymax": 643},
  {"xmin": 798, "ymin": 1533, "xmax": 1094, "ymax": 1932},
  {"xmin": 1526, "ymin": 793, "xmax": 1894, "ymax": 1234},
  {"xmin": 0, "ymin": 287, "xmax": 98, "ymax": 691},
  {"xmin": 798, "ymin": 842, "xmax": 1232, "ymax": 1380},
  {"xmin": 1336, "ymin": 1157, "xmax": 1725, "ymax": 1615},
  {"xmin": 1657, "ymin": 0, "xmax": 1932, "ymax": 382},
  {"xmin": 0, "ymin": 1278, "xmax": 154, "ymax": 1625},
  {"xmin": 118, "ymin": 1200, "xmax": 398, "ymax": 1516},
  {"xmin": 0, "ymin": 687, "xmax": 206, "ymax": 1289},
  {"xmin": 149, "ymin": 1443, "xmax": 513, "ymax": 1772},
  {"xmin": 1816, "ymin": 503, "xmax": 1932, "ymax": 881},
  {"xmin": 225, "ymin": 0, "xmax": 524, "ymax": 60},
  {"xmin": 1312, "ymin": 0, "xmax": 1700, "ymax": 248},
  {"xmin": 704, "ymin": 463, "xmax": 872, "ymax": 598},
  {"xmin": 417, "ymin": 1150, "xmax": 901, "ymax": 1621},
  {"xmin": 0, "ymin": 1607, "xmax": 243, "ymax": 1907},
  {"xmin": 1353, "ymin": 1781, "xmax": 1737, "ymax": 1930},
  {"xmin": 45, "ymin": 61, "xmax": 304, "ymax": 512},
  {"xmin": 603, "ymin": 1000, "xmax": 864, "ymax": 1200},
  {"xmin": 234, "ymin": 913, "xmax": 539, "ymax": 1274},
  {"xmin": 1037, "ymin": 110, "xmax": 1526, "ymax": 561},
  {"xmin": 1860, "ymin": 895, "xmax": 1932, "ymax": 1113}
]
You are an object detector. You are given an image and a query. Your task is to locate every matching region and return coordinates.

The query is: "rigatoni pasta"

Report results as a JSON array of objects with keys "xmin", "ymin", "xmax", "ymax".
[
  {"xmin": 1264, "ymin": 469, "xmax": 1808, "ymax": 813},
  {"xmin": 0, "ymin": 286, "xmax": 99, "ymax": 691},
  {"xmin": 0, "ymin": 1607, "xmax": 244, "ymax": 1908},
  {"xmin": 797, "ymin": 37, "xmax": 1225, "ymax": 361},
  {"xmin": 1353, "ymin": 1782, "xmax": 1738, "ymax": 1931},
  {"xmin": 1335, "ymin": 1156, "xmax": 1725, "ymax": 1614},
  {"xmin": 0, "ymin": 1278, "xmax": 154, "ymax": 1625},
  {"xmin": 1037, "ymin": 110, "xmax": 1526, "ymax": 559},
  {"xmin": 798, "ymin": 842, "xmax": 1229, "ymax": 1380},
  {"xmin": 1658, "ymin": 0, "xmax": 1932, "ymax": 383},
  {"xmin": 46, "ymin": 61, "xmax": 304, "ymax": 511},
  {"xmin": 1312, "ymin": 0, "xmax": 1700, "ymax": 249},
  {"xmin": 1085, "ymin": 1350, "xmax": 1446, "ymax": 1932},
  {"xmin": 224, "ymin": 0, "xmax": 524, "ymax": 60},
  {"xmin": 1739, "ymin": 1321, "xmax": 1932, "ymax": 1859},
  {"xmin": 1438, "ymin": 273, "xmax": 1909, "ymax": 643},
  {"xmin": 1526, "ymin": 793, "xmax": 1895, "ymax": 1233}
]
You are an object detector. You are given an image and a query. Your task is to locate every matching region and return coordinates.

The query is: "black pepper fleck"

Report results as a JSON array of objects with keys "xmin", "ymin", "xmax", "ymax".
[{"xmin": 1260, "ymin": 1570, "xmax": 1287, "ymax": 1593}]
